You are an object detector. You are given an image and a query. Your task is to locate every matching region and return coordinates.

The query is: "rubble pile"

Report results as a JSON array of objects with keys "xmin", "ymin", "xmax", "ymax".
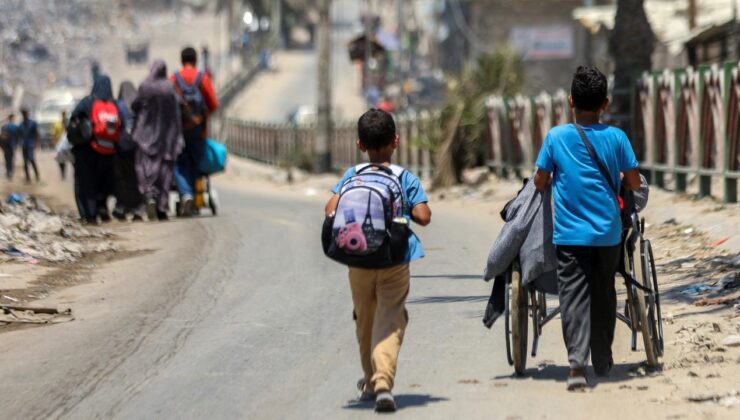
[
  {"xmin": 0, "ymin": 194, "xmax": 116, "ymax": 264},
  {"xmin": 0, "ymin": 0, "xmax": 184, "ymax": 98}
]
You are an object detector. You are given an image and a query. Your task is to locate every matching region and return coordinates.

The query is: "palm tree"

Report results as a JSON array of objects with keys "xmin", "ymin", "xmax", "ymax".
[{"xmin": 609, "ymin": 0, "xmax": 654, "ymax": 138}]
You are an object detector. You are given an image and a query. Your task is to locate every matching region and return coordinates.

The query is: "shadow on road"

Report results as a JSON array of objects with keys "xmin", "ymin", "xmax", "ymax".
[
  {"xmin": 494, "ymin": 362, "xmax": 653, "ymax": 389},
  {"xmin": 343, "ymin": 394, "xmax": 449, "ymax": 411},
  {"xmin": 411, "ymin": 274, "xmax": 482, "ymax": 280},
  {"xmin": 407, "ymin": 295, "xmax": 489, "ymax": 304}
]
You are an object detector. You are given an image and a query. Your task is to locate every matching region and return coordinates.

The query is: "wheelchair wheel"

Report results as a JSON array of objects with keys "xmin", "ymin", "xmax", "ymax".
[
  {"xmin": 646, "ymin": 240, "xmax": 664, "ymax": 356},
  {"xmin": 509, "ymin": 260, "xmax": 528, "ymax": 375},
  {"xmin": 504, "ymin": 272, "xmax": 513, "ymax": 366},
  {"xmin": 635, "ymin": 240, "xmax": 661, "ymax": 366}
]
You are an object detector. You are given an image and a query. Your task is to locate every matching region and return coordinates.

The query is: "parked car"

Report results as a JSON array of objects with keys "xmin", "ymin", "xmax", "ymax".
[{"xmin": 36, "ymin": 88, "xmax": 86, "ymax": 147}]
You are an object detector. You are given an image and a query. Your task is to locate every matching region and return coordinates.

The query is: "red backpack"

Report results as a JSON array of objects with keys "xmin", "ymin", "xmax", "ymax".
[{"xmin": 90, "ymin": 100, "xmax": 121, "ymax": 154}]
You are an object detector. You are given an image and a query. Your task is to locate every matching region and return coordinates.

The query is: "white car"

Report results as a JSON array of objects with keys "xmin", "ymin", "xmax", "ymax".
[{"xmin": 36, "ymin": 88, "xmax": 86, "ymax": 146}]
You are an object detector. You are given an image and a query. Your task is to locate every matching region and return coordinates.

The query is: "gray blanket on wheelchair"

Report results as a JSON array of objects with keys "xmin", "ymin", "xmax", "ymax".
[
  {"xmin": 483, "ymin": 178, "xmax": 558, "ymax": 290},
  {"xmin": 482, "ymin": 178, "xmax": 557, "ymax": 328}
]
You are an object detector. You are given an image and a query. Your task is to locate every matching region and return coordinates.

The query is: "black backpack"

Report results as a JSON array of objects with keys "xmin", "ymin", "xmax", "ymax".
[
  {"xmin": 66, "ymin": 116, "xmax": 92, "ymax": 146},
  {"xmin": 174, "ymin": 72, "xmax": 206, "ymax": 128}
]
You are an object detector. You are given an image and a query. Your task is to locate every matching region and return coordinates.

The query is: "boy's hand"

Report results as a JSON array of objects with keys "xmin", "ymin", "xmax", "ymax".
[
  {"xmin": 411, "ymin": 203, "xmax": 431, "ymax": 226},
  {"xmin": 534, "ymin": 169, "xmax": 551, "ymax": 191},
  {"xmin": 324, "ymin": 194, "xmax": 339, "ymax": 217}
]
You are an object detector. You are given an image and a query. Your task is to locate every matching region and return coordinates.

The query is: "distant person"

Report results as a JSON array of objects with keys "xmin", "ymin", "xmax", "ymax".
[
  {"xmin": 133, "ymin": 60, "xmax": 184, "ymax": 221},
  {"xmin": 70, "ymin": 75, "xmax": 125, "ymax": 224},
  {"xmin": 534, "ymin": 66, "xmax": 641, "ymax": 390},
  {"xmin": 112, "ymin": 80, "xmax": 145, "ymax": 221},
  {"xmin": 19, "ymin": 108, "xmax": 40, "ymax": 183},
  {"xmin": 377, "ymin": 96, "xmax": 395, "ymax": 113},
  {"xmin": 323, "ymin": 109, "xmax": 432, "ymax": 412},
  {"xmin": 172, "ymin": 46, "xmax": 219, "ymax": 216},
  {"xmin": 1, "ymin": 113, "xmax": 20, "ymax": 180},
  {"xmin": 52, "ymin": 110, "xmax": 69, "ymax": 179}
]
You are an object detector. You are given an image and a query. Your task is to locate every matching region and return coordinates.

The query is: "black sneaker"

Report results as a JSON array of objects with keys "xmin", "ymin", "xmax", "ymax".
[
  {"xmin": 180, "ymin": 197, "xmax": 194, "ymax": 217},
  {"xmin": 593, "ymin": 360, "xmax": 614, "ymax": 377},
  {"xmin": 146, "ymin": 199, "xmax": 157, "ymax": 221},
  {"xmin": 157, "ymin": 211, "xmax": 169, "ymax": 221},
  {"xmin": 112, "ymin": 209, "xmax": 127, "ymax": 221},
  {"xmin": 375, "ymin": 391, "xmax": 396, "ymax": 412},
  {"xmin": 567, "ymin": 368, "xmax": 588, "ymax": 391}
]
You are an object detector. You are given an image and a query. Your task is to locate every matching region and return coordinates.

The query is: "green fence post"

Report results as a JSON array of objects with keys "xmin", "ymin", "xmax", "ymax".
[
  {"xmin": 723, "ymin": 61, "xmax": 737, "ymax": 203},
  {"xmin": 698, "ymin": 64, "xmax": 712, "ymax": 197},
  {"xmin": 652, "ymin": 71, "xmax": 665, "ymax": 188},
  {"xmin": 674, "ymin": 68, "xmax": 687, "ymax": 192}
]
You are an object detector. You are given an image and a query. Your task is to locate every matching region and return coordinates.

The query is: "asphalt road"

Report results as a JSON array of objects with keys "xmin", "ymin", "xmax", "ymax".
[
  {"xmin": 1, "ymin": 178, "xmax": 703, "ymax": 420},
  {"xmin": 226, "ymin": 0, "xmax": 366, "ymax": 123}
]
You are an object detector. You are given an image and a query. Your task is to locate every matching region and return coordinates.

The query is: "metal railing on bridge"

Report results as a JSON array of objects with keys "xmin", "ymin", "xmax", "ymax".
[{"xmin": 223, "ymin": 113, "xmax": 435, "ymax": 180}]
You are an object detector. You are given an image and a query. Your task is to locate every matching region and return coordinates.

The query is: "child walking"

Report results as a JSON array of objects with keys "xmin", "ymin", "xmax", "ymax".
[{"xmin": 324, "ymin": 109, "xmax": 431, "ymax": 412}]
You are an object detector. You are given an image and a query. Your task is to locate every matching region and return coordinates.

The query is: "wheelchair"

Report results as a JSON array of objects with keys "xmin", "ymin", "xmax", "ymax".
[{"xmin": 503, "ymin": 214, "xmax": 664, "ymax": 375}]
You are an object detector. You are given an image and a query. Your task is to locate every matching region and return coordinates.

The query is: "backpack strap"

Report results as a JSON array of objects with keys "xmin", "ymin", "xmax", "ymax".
[
  {"xmin": 388, "ymin": 164, "xmax": 405, "ymax": 178},
  {"xmin": 355, "ymin": 163, "xmax": 405, "ymax": 178},
  {"xmin": 574, "ymin": 124, "xmax": 619, "ymax": 197},
  {"xmin": 174, "ymin": 72, "xmax": 189, "ymax": 91},
  {"xmin": 194, "ymin": 72, "xmax": 204, "ymax": 89}
]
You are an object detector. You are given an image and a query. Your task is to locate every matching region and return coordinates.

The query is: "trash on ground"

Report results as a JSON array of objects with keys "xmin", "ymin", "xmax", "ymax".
[
  {"xmin": 0, "ymin": 194, "xmax": 116, "ymax": 264},
  {"xmin": 720, "ymin": 335, "xmax": 740, "ymax": 347},
  {"xmin": 694, "ymin": 296, "xmax": 738, "ymax": 307},
  {"xmin": 686, "ymin": 390, "xmax": 740, "ymax": 408},
  {"xmin": 680, "ymin": 284, "xmax": 710, "ymax": 295},
  {"xmin": 0, "ymin": 305, "xmax": 74, "ymax": 325}
]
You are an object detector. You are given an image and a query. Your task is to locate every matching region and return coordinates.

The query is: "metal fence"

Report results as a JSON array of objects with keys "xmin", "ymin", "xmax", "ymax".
[
  {"xmin": 634, "ymin": 61, "xmax": 740, "ymax": 202},
  {"xmin": 222, "ymin": 61, "xmax": 739, "ymax": 202},
  {"xmin": 484, "ymin": 61, "xmax": 739, "ymax": 203},
  {"xmin": 223, "ymin": 113, "xmax": 435, "ymax": 180}
]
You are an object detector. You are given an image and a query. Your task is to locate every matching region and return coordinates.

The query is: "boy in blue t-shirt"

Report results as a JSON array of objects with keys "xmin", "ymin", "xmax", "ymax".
[
  {"xmin": 534, "ymin": 66, "xmax": 641, "ymax": 390},
  {"xmin": 324, "ymin": 109, "xmax": 431, "ymax": 412}
]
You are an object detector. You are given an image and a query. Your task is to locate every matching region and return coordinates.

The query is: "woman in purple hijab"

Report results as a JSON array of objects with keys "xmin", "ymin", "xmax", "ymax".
[{"xmin": 132, "ymin": 60, "xmax": 184, "ymax": 221}]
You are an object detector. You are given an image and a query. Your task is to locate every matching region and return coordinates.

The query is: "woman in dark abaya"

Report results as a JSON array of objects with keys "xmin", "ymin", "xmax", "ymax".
[
  {"xmin": 132, "ymin": 60, "xmax": 184, "ymax": 221},
  {"xmin": 112, "ymin": 81, "xmax": 145, "ymax": 221},
  {"xmin": 70, "ymin": 75, "xmax": 126, "ymax": 224}
]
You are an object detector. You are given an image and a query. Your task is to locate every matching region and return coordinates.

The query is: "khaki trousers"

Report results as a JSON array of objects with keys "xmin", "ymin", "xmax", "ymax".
[{"xmin": 348, "ymin": 264, "xmax": 410, "ymax": 393}]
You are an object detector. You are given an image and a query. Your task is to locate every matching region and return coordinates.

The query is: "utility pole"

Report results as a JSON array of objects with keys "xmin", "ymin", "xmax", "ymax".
[
  {"xmin": 363, "ymin": 0, "xmax": 373, "ymax": 92},
  {"xmin": 397, "ymin": 0, "xmax": 406, "ymax": 110},
  {"xmin": 272, "ymin": 0, "xmax": 282, "ymax": 48},
  {"xmin": 316, "ymin": 0, "xmax": 333, "ymax": 173},
  {"xmin": 688, "ymin": 0, "xmax": 697, "ymax": 30}
]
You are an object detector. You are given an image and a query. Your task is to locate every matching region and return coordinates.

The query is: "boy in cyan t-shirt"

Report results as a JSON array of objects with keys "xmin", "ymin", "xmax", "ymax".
[
  {"xmin": 324, "ymin": 109, "xmax": 431, "ymax": 412},
  {"xmin": 534, "ymin": 66, "xmax": 641, "ymax": 391}
]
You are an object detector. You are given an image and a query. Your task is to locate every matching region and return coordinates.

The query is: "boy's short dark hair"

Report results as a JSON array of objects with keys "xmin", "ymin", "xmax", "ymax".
[
  {"xmin": 181, "ymin": 47, "xmax": 198, "ymax": 65},
  {"xmin": 570, "ymin": 66, "xmax": 608, "ymax": 112},
  {"xmin": 357, "ymin": 109, "xmax": 396, "ymax": 150}
]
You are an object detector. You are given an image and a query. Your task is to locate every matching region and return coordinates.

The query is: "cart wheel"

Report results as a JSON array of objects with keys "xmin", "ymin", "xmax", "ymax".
[
  {"xmin": 510, "ymin": 260, "xmax": 528, "ymax": 375},
  {"xmin": 646, "ymin": 240, "xmax": 664, "ymax": 356},
  {"xmin": 635, "ymin": 240, "xmax": 660, "ymax": 367},
  {"xmin": 209, "ymin": 188, "xmax": 219, "ymax": 216},
  {"xmin": 504, "ymin": 271, "xmax": 513, "ymax": 366}
]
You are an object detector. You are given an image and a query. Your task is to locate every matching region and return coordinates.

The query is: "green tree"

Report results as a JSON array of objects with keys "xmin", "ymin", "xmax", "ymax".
[
  {"xmin": 432, "ymin": 50, "xmax": 524, "ymax": 189},
  {"xmin": 609, "ymin": 0, "xmax": 654, "ymax": 138}
]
